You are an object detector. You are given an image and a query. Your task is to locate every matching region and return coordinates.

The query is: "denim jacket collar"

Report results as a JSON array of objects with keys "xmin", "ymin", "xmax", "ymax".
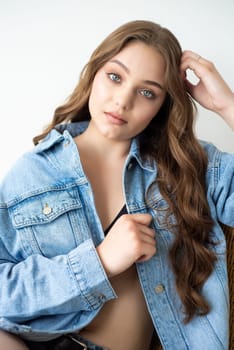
[
  {"xmin": 35, "ymin": 121, "xmax": 156, "ymax": 173},
  {"xmin": 0, "ymin": 121, "xmax": 232, "ymax": 349}
]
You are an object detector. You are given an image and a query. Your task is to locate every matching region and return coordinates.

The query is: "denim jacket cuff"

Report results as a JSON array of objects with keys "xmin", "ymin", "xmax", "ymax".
[{"xmin": 68, "ymin": 239, "xmax": 117, "ymax": 310}]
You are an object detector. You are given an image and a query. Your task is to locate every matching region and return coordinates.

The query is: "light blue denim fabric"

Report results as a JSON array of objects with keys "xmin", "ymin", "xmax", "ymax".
[{"xmin": 0, "ymin": 122, "xmax": 233, "ymax": 349}]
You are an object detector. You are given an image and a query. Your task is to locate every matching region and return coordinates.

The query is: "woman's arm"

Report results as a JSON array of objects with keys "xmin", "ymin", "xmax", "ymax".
[
  {"xmin": 0, "ymin": 204, "xmax": 116, "ymax": 334},
  {"xmin": 180, "ymin": 50, "xmax": 234, "ymax": 130}
]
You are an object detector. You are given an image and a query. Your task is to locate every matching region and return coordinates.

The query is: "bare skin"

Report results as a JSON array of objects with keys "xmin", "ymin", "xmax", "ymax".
[
  {"xmin": 78, "ymin": 48, "xmax": 234, "ymax": 349},
  {"xmin": 0, "ymin": 46, "xmax": 233, "ymax": 349},
  {"xmin": 181, "ymin": 50, "xmax": 234, "ymax": 129},
  {"xmin": 0, "ymin": 330, "xmax": 28, "ymax": 350},
  {"xmin": 80, "ymin": 267, "xmax": 155, "ymax": 350},
  {"xmin": 77, "ymin": 139, "xmax": 156, "ymax": 350}
]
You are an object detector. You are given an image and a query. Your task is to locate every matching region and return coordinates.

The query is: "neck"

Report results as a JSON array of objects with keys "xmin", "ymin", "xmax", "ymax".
[{"xmin": 75, "ymin": 123, "xmax": 131, "ymax": 161}]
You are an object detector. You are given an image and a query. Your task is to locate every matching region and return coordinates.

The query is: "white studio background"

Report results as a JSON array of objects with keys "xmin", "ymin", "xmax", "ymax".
[{"xmin": 0, "ymin": 0, "xmax": 233, "ymax": 180}]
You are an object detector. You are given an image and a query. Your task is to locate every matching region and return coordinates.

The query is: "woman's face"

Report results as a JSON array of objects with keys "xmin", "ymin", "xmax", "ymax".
[{"xmin": 88, "ymin": 41, "xmax": 166, "ymax": 142}]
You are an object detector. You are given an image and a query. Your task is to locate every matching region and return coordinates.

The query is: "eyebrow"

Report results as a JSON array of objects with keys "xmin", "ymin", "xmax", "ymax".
[{"xmin": 109, "ymin": 59, "xmax": 164, "ymax": 90}]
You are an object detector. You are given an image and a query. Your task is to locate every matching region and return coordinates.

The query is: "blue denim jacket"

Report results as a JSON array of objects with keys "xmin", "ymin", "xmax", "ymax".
[{"xmin": 0, "ymin": 122, "xmax": 233, "ymax": 349}]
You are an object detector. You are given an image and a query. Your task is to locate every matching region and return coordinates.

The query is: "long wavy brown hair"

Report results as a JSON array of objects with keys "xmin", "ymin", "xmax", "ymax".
[{"xmin": 34, "ymin": 20, "xmax": 216, "ymax": 323}]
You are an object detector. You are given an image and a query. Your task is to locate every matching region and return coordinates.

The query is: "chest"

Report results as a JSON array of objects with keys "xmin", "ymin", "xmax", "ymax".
[{"xmin": 80, "ymin": 155, "xmax": 126, "ymax": 232}]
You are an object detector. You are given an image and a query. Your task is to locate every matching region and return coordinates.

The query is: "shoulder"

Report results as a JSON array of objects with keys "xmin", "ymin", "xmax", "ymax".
[
  {"xmin": 199, "ymin": 140, "xmax": 234, "ymax": 167},
  {"xmin": 0, "ymin": 123, "xmax": 89, "ymax": 205},
  {"xmin": 0, "ymin": 130, "xmax": 72, "ymax": 204},
  {"xmin": 0, "ymin": 149, "xmax": 50, "ymax": 205},
  {"xmin": 199, "ymin": 140, "xmax": 220, "ymax": 159},
  {"xmin": 199, "ymin": 140, "xmax": 234, "ymax": 195}
]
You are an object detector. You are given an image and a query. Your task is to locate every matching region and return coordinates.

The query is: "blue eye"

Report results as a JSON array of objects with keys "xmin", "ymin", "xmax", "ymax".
[
  {"xmin": 139, "ymin": 89, "xmax": 155, "ymax": 99},
  {"xmin": 108, "ymin": 73, "xmax": 121, "ymax": 83}
]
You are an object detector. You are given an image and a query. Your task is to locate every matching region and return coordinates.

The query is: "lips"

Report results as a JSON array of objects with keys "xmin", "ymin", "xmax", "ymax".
[{"xmin": 105, "ymin": 112, "xmax": 127, "ymax": 125}]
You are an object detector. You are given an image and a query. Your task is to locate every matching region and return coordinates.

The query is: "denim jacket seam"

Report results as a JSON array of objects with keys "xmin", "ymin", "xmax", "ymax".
[{"xmin": 0, "ymin": 133, "xmax": 230, "ymax": 347}]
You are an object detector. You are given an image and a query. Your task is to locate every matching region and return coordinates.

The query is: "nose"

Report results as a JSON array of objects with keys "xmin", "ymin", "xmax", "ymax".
[{"xmin": 114, "ymin": 86, "xmax": 134, "ymax": 111}]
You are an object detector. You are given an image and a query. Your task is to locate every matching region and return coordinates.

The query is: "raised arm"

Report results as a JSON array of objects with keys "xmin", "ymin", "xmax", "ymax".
[{"xmin": 180, "ymin": 50, "xmax": 234, "ymax": 130}]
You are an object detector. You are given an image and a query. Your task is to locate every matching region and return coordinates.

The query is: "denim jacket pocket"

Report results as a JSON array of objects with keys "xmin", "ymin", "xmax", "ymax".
[{"xmin": 9, "ymin": 188, "xmax": 89, "ymax": 257}]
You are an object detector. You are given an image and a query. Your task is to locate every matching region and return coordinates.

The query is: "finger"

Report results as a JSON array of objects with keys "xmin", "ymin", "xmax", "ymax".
[
  {"xmin": 182, "ymin": 50, "xmax": 203, "ymax": 62},
  {"xmin": 183, "ymin": 78, "xmax": 197, "ymax": 96},
  {"xmin": 136, "ymin": 242, "xmax": 157, "ymax": 262},
  {"xmin": 137, "ymin": 225, "xmax": 157, "ymax": 250},
  {"xmin": 137, "ymin": 254, "xmax": 153, "ymax": 263},
  {"xmin": 180, "ymin": 50, "xmax": 209, "ymax": 78},
  {"xmin": 127, "ymin": 213, "xmax": 153, "ymax": 226},
  {"xmin": 138, "ymin": 223, "xmax": 156, "ymax": 238},
  {"xmin": 181, "ymin": 50, "xmax": 207, "ymax": 65},
  {"xmin": 140, "ymin": 233, "xmax": 156, "ymax": 246}
]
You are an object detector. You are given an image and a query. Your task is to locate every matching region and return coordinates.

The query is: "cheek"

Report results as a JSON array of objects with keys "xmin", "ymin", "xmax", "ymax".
[
  {"xmin": 137, "ymin": 103, "xmax": 162, "ymax": 123},
  {"xmin": 89, "ymin": 80, "xmax": 105, "ymax": 115},
  {"xmin": 90, "ymin": 74, "xmax": 109, "ymax": 104},
  {"xmin": 89, "ymin": 81, "xmax": 100, "ymax": 104},
  {"xmin": 134, "ymin": 98, "xmax": 166, "ymax": 131},
  {"xmin": 147, "ymin": 95, "xmax": 167, "ymax": 119}
]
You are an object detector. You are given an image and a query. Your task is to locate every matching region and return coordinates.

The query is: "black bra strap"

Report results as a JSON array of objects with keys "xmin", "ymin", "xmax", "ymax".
[{"xmin": 104, "ymin": 205, "xmax": 127, "ymax": 235}]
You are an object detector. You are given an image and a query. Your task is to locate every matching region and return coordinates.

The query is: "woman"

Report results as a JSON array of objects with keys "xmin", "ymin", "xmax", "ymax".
[{"xmin": 0, "ymin": 20, "xmax": 233, "ymax": 350}]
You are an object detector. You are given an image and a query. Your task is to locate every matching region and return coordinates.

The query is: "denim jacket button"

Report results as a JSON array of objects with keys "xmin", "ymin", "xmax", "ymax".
[
  {"xmin": 155, "ymin": 284, "xmax": 165, "ymax": 294},
  {"xmin": 64, "ymin": 139, "xmax": 70, "ymax": 147},
  {"xmin": 43, "ymin": 204, "xmax": 52, "ymax": 215}
]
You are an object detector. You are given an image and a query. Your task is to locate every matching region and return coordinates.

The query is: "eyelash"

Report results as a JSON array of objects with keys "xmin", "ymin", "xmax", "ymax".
[
  {"xmin": 107, "ymin": 73, "xmax": 156, "ymax": 100},
  {"xmin": 139, "ymin": 89, "xmax": 155, "ymax": 99}
]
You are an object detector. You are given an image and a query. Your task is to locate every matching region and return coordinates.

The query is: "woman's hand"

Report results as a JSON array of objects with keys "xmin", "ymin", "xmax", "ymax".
[
  {"xmin": 180, "ymin": 50, "xmax": 234, "ymax": 129},
  {"xmin": 96, "ymin": 213, "xmax": 156, "ymax": 278}
]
